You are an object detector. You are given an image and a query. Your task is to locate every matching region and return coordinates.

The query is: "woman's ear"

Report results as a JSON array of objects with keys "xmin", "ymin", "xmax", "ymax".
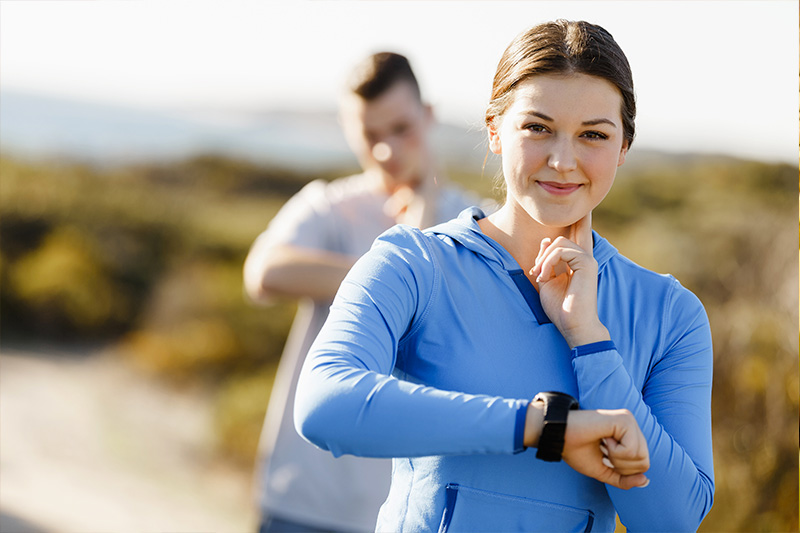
[
  {"xmin": 617, "ymin": 142, "xmax": 628, "ymax": 167},
  {"xmin": 488, "ymin": 120, "xmax": 502, "ymax": 155}
]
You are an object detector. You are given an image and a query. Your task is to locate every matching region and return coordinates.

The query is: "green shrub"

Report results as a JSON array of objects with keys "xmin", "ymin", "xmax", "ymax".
[{"xmin": 7, "ymin": 226, "xmax": 132, "ymax": 337}]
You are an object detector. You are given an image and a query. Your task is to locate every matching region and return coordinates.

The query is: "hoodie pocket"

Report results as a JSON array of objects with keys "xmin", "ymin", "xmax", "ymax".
[{"xmin": 438, "ymin": 483, "xmax": 594, "ymax": 533}]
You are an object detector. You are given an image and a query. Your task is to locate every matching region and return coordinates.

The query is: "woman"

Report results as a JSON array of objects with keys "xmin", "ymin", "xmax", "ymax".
[{"xmin": 295, "ymin": 20, "xmax": 714, "ymax": 532}]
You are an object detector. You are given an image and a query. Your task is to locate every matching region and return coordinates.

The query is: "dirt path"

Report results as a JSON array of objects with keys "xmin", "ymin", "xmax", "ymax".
[{"xmin": 0, "ymin": 345, "xmax": 256, "ymax": 533}]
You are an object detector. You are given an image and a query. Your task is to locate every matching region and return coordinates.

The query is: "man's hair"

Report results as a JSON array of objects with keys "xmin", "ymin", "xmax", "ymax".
[{"xmin": 345, "ymin": 52, "xmax": 421, "ymax": 101}]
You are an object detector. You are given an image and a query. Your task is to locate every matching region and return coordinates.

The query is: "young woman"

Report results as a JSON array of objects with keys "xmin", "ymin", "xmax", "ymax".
[{"xmin": 294, "ymin": 20, "xmax": 714, "ymax": 532}]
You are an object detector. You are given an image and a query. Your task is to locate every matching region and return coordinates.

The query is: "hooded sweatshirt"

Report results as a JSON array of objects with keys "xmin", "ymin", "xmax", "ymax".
[{"xmin": 294, "ymin": 207, "xmax": 714, "ymax": 532}]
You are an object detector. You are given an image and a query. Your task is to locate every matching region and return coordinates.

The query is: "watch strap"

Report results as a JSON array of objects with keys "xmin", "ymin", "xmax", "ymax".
[{"xmin": 534, "ymin": 391, "xmax": 580, "ymax": 462}]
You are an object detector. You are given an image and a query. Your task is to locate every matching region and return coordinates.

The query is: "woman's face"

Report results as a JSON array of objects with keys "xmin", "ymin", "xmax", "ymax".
[{"xmin": 489, "ymin": 73, "xmax": 628, "ymax": 229}]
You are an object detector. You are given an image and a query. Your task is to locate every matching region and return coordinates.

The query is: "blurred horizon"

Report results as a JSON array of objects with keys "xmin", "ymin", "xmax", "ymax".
[{"xmin": 2, "ymin": 88, "xmax": 793, "ymax": 176}]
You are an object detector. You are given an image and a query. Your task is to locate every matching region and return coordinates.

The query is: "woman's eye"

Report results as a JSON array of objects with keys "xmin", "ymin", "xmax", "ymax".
[
  {"xmin": 582, "ymin": 130, "xmax": 609, "ymax": 140},
  {"xmin": 525, "ymin": 123, "xmax": 548, "ymax": 133}
]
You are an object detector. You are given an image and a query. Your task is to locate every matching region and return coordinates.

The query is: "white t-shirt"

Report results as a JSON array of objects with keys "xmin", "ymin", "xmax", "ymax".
[{"xmin": 253, "ymin": 173, "xmax": 484, "ymax": 532}]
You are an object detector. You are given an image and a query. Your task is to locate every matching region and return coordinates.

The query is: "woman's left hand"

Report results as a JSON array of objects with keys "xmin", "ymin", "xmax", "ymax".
[{"xmin": 529, "ymin": 212, "xmax": 611, "ymax": 348}]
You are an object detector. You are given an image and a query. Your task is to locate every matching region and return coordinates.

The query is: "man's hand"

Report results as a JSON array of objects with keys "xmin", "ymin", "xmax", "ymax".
[{"xmin": 383, "ymin": 178, "xmax": 438, "ymax": 229}]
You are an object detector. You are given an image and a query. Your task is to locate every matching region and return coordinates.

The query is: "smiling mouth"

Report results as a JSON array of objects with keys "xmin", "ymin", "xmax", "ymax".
[{"xmin": 537, "ymin": 181, "xmax": 582, "ymax": 195}]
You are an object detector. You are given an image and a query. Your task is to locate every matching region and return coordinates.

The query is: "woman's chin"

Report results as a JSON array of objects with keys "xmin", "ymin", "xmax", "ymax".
[{"xmin": 530, "ymin": 211, "xmax": 585, "ymax": 230}]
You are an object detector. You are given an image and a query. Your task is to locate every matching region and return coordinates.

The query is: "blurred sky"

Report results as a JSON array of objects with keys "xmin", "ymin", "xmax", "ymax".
[{"xmin": 1, "ymin": 0, "xmax": 797, "ymax": 164}]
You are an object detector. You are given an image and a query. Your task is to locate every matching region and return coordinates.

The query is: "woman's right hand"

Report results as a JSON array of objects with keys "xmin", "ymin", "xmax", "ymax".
[
  {"xmin": 526, "ymin": 404, "xmax": 650, "ymax": 490},
  {"xmin": 564, "ymin": 409, "xmax": 650, "ymax": 490},
  {"xmin": 529, "ymin": 213, "xmax": 611, "ymax": 349}
]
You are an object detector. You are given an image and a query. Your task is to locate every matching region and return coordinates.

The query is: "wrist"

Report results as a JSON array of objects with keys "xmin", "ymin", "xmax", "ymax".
[
  {"xmin": 562, "ymin": 321, "xmax": 611, "ymax": 350},
  {"xmin": 523, "ymin": 401, "xmax": 544, "ymax": 448}
]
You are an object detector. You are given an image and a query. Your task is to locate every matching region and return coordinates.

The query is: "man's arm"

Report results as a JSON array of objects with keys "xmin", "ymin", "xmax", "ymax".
[
  {"xmin": 244, "ymin": 177, "xmax": 448, "ymax": 304},
  {"xmin": 243, "ymin": 239, "xmax": 358, "ymax": 303}
]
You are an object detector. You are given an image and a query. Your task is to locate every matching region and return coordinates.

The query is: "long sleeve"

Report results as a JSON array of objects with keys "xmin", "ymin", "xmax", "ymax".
[
  {"xmin": 294, "ymin": 226, "xmax": 529, "ymax": 459},
  {"xmin": 573, "ymin": 280, "xmax": 714, "ymax": 531}
]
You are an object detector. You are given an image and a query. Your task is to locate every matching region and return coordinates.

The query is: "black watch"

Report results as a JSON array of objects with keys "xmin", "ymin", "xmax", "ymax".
[{"xmin": 533, "ymin": 391, "xmax": 580, "ymax": 462}]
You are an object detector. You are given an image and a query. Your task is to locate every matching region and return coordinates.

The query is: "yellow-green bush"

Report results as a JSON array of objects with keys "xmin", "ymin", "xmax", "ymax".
[{"xmin": 8, "ymin": 226, "xmax": 131, "ymax": 334}]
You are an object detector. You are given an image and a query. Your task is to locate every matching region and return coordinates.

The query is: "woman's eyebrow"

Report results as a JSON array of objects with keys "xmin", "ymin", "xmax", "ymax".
[
  {"xmin": 523, "ymin": 111, "xmax": 554, "ymax": 122},
  {"xmin": 582, "ymin": 118, "xmax": 617, "ymax": 128},
  {"xmin": 522, "ymin": 111, "xmax": 618, "ymax": 128}
]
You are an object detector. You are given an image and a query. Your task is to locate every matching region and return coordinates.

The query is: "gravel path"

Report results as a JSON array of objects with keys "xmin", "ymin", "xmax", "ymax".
[{"xmin": 0, "ymin": 345, "xmax": 256, "ymax": 533}]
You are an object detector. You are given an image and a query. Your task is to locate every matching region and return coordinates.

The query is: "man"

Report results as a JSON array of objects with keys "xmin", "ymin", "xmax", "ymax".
[{"xmin": 244, "ymin": 52, "xmax": 484, "ymax": 532}]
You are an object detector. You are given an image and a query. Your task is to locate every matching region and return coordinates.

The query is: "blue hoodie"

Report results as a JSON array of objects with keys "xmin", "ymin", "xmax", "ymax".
[{"xmin": 295, "ymin": 207, "xmax": 714, "ymax": 532}]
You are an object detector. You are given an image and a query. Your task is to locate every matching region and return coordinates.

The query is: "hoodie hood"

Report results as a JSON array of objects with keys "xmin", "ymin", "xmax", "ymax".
[{"xmin": 427, "ymin": 207, "xmax": 619, "ymax": 274}]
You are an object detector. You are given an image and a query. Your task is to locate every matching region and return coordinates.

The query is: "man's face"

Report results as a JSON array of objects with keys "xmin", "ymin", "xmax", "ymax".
[{"xmin": 340, "ymin": 81, "xmax": 433, "ymax": 188}]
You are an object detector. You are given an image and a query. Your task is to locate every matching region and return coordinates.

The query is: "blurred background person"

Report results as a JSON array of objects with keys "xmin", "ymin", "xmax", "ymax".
[{"xmin": 243, "ymin": 51, "xmax": 484, "ymax": 533}]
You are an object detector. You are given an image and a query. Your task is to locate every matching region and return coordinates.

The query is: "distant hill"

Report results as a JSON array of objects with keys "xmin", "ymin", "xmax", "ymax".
[
  {"xmin": 0, "ymin": 90, "xmax": 350, "ymax": 170},
  {"xmin": 0, "ymin": 90, "xmax": 489, "ymax": 172},
  {"xmin": 0, "ymin": 90, "xmax": 748, "ymax": 175}
]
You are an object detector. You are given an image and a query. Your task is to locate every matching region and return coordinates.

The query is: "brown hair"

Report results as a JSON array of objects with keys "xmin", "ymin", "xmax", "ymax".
[
  {"xmin": 486, "ymin": 20, "xmax": 636, "ymax": 147},
  {"xmin": 345, "ymin": 52, "xmax": 422, "ymax": 102}
]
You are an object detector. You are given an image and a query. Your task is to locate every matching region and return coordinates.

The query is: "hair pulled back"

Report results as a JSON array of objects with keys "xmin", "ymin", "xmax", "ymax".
[{"xmin": 486, "ymin": 20, "xmax": 636, "ymax": 147}]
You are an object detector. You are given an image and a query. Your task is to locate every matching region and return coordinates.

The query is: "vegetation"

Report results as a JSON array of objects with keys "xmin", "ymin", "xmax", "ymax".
[{"xmin": 0, "ymin": 151, "xmax": 796, "ymax": 531}]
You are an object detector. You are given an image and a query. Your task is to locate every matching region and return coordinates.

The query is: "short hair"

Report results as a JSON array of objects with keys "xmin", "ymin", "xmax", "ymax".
[
  {"xmin": 486, "ymin": 20, "xmax": 636, "ymax": 147},
  {"xmin": 345, "ymin": 52, "xmax": 422, "ymax": 102}
]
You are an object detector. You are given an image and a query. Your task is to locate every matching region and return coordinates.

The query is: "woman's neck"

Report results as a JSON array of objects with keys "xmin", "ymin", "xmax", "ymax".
[{"xmin": 478, "ymin": 204, "xmax": 570, "ymax": 272}]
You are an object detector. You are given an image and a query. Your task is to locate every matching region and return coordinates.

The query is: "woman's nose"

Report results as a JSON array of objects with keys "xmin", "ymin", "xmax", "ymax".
[{"xmin": 547, "ymin": 137, "xmax": 578, "ymax": 173}]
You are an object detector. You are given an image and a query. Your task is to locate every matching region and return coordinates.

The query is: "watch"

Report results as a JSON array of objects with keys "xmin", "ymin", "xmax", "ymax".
[{"xmin": 533, "ymin": 391, "xmax": 580, "ymax": 462}]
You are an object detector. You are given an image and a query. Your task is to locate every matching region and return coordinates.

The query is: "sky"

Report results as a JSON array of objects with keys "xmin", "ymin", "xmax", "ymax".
[{"xmin": 1, "ymin": 0, "xmax": 798, "ymax": 164}]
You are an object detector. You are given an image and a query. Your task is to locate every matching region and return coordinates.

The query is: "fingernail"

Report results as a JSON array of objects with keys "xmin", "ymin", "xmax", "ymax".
[
  {"xmin": 637, "ymin": 478, "xmax": 650, "ymax": 488},
  {"xmin": 602, "ymin": 457, "xmax": 614, "ymax": 469}
]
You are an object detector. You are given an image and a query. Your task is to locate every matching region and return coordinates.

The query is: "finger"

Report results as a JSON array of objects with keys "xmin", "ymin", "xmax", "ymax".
[
  {"xmin": 604, "ymin": 438, "xmax": 650, "ymax": 475},
  {"xmin": 610, "ymin": 423, "xmax": 649, "ymax": 461},
  {"xmin": 530, "ymin": 238, "xmax": 552, "ymax": 277},
  {"xmin": 535, "ymin": 253, "xmax": 559, "ymax": 283},
  {"xmin": 570, "ymin": 212, "xmax": 593, "ymax": 255},
  {"xmin": 537, "ymin": 238, "xmax": 552, "ymax": 262},
  {"xmin": 604, "ymin": 436, "xmax": 622, "ymax": 455},
  {"xmin": 616, "ymin": 474, "xmax": 650, "ymax": 491},
  {"xmin": 602, "ymin": 452, "xmax": 647, "ymax": 475},
  {"xmin": 598, "ymin": 466, "xmax": 649, "ymax": 490},
  {"xmin": 607, "ymin": 460, "xmax": 649, "ymax": 476},
  {"xmin": 534, "ymin": 243, "xmax": 586, "ymax": 283}
]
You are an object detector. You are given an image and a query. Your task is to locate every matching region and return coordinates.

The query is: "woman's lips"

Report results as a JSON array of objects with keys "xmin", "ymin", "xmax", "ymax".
[{"xmin": 537, "ymin": 181, "xmax": 582, "ymax": 195}]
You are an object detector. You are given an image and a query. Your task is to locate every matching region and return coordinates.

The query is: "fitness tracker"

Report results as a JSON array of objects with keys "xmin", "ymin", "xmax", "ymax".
[{"xmin": 533, "ymin": 391, "xmax": 580, "ymax": 462}]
